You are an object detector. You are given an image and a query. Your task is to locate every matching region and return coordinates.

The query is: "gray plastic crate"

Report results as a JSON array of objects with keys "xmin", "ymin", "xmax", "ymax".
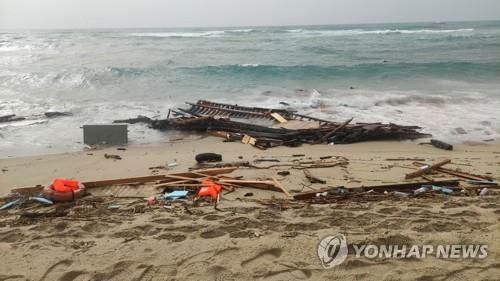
[{"xmin": 83, "ymin": 124, "xmax": 128, "ymax": 145}]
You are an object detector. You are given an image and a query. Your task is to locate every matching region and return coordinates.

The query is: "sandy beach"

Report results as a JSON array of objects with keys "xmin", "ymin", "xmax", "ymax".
[{"xmin": 1, "ymin": 138, "xmax": 499, "ymax": 280}]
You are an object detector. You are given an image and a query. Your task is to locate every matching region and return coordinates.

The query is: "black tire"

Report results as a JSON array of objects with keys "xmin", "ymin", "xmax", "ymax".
[{"xmin": 195, "ymin": 153, "xmax": 222, "ymax": 163}]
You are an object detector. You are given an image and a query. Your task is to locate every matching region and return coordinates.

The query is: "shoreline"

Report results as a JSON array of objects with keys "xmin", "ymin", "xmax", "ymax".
[{"xmin": 2, "ymin": 137, "xmax": 499, "ymax": 196}]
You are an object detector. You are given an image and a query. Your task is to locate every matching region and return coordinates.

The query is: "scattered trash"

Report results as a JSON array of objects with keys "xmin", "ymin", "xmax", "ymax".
[
  {"xmin": 104, "ymin": 154, "xmax": 122, "ymax": 160},
  {"xmin": 166, "ymin": 161, "xmax": 178, "ymax": 169},
  {"xmin": 164, "ymin": 190, "xmax": 189, "ymax": 200},
  {"xmin": 29, "ymin": 196, "xmax": 53, "ymax": 205},
  {"xmin": 414, "ymin": 186, "xmax": 429, "ymax": 195},
  {"xmin": 108, "ymin": 204, "xmax": 121, "ymax": 209},
  {"xmin": 425, "ymin": 185, "xmax": 454, "ymax": 194},
  {"xmin": 479, "ymin": 188, "xmax": 489, "ymax": 196},
  {"xmin": 277, "ymin": 171, "xmax": 290, "ymax": 176},
  {"xmin": 146, "ymin": 196, "xmax": 156, "ymax": 206},
  {"xmin": 467, "ymin": 180, "xmax": 497, "ymax": 186},
  {"xmin": 195, "ymin": 153, "xmax": 222, "ymax": 163},
  {"xmin": 0, "ymin": 199, "xmax": 21, "ymax": 210},
  {"xmin": 393, "ymin": 191, "xmax": 410, "ymax": 198},
  {"xmin": 118, "ymin": 100, "xmax": 431, "ymax": 149},
  {"xmin": 244, "ymin": 192, "xmax": 254, "ymax": 197}
]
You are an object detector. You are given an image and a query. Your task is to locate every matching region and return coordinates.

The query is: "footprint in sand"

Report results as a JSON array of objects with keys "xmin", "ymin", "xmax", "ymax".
[
  {"xmin": 200, "ymin": 229, "xmax": 226, "ymax": 239},
  {"xmin": 0, "ymin": 229, "xmax": 26, "ymax": 243},
  {"xmin": 39, "ymin": 259, "xmax": 91, "ymax": 281},
  {"xmin": 155, "ymin": 233, "xmax": 186, "ymax": 242},
  {"xmin": 241, "ymin": 248, "xmax": 283, "ymax": 268},
  {"xmin": 92, "ymin": 261, "xmax": 155, "ymax": 281}
]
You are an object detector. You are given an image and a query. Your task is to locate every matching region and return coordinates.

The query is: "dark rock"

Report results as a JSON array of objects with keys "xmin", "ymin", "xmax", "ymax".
[
  {"xmin": 0, "ymin": 114, "xmax": 26, "ymax": 123},
  {"xmin": 113, "ymin": 115, "xmax": 152, "ymax": 124},
  {"xmin": 195, "ymin": 153, "xmax": 222, "ymax": 163},
  {"xmin": 44, "ymin": 112, "xmax": 72, "ymax": 118}
]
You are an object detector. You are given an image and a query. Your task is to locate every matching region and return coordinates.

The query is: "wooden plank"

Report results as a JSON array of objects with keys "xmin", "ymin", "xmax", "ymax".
[
  {"xmin": 241, "ymin": 135, "xmax": 256, "ymax": 145},
  {"xmin": 293, "ymin": 180, "xmax": 460, "ymax": 200},
  {"xmin": 303, "ymin": 169, "xmax": 326, "ymax": 184},
  {"xmin": 414, "ymin": 162, "xmax": 491, "ymax": 181},
  {"xmin": 319, "ymin": 117, "xmax": 353, "ymax": 143},
  {"xmin": 272, "ymin": 177, "xmax": 291, "ymax": 197},
  {"xmin": 405, "ymin": 159, "xmax": 451, "ymax": 179},
  {"xmin": 270, "ymin": 112, "xmax": 288, "ymax": 123},
  {"xmin": 10, "ymin": 167, "xmax": 238, "ymax": 194},
  {"xmin": 218, "ymin": 179, "xmax": 282, "ymax": 192}
]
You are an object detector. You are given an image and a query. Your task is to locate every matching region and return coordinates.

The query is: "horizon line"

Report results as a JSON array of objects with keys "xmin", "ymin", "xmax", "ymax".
[{"xmin": 1, "ymin": 18, "xmax": 498, "ymax": 31}]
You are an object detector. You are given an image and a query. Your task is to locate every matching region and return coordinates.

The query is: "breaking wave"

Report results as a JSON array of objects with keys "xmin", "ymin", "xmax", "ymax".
[
  {"xmin": 184, "ymin": 62, "xmax": 500, "ymax": 80},
  {"xmin": 283, "ymin": 28, "xmax": 475, "ymax": 36},
  {"xmin": 127, "ymin": 28, "xmax": 255, "ymax": 38}
]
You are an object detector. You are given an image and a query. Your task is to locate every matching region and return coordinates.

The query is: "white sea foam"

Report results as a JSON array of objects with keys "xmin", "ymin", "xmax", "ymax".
[
  {"xmin": 286, "ymin": 28, "xmax": 474, "ymax": 36},
  {"xmin": 239, "ymin": 63, "xmax": 260, "ymax": 67},
  {"xmin": 128, "ymin": 31, "xmax": 225, "ymax": 38}
]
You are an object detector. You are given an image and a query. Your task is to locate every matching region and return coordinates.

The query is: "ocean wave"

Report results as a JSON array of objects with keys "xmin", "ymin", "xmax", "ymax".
[
  {"xmin": 183, "ymin": 62, "xmax": 500, "ymax": 80},
  {"xmin": 128, "ymin": 31, "xmax": 225, "ymax": 38},
  {"xmin": 283, "ymin": 28, "xmax": 475, "ymax": 36}
]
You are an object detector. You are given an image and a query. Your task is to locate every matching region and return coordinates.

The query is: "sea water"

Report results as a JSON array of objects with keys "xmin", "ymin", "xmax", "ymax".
[{"xmin": 1, "ymin": 21, "xmax": 499, "ymax": 156}]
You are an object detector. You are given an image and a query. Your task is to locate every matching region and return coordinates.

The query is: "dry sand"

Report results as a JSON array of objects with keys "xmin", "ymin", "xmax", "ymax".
[{"xmin": 0, "ymin": 137, "xmax": 499, "ymax": 280}]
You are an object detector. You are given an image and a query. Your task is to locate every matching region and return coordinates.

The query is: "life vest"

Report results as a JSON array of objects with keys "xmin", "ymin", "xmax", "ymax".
[
  {"xmin": 52, "ymin": 178, "xmax": 81, "ymax": 193},
  {"xmin": 197, "ymin": 179, "xmax": 222, "ymax": 199}
]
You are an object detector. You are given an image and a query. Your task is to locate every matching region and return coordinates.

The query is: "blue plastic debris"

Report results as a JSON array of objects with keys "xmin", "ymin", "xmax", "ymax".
[
  {"xmin": 164, "ymin": 190, "xmax": 189, "ymax": 200},
  {"xmin": 414, "ymin": 186, "xmax": 430, "ymax": 195},
  {"xmin": 423, "ymin": 185, "xmax": 453, "ymax": 194},
  {"xmin": 0, "ymin": 199, "xmax": 21, "ymax": 210},
  {"xmin": 29, "ymin": 196, "xmax": 53, "ymax": 205}
]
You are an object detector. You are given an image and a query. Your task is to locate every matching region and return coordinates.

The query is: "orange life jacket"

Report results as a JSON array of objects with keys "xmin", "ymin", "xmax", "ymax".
[
  {"xmin": 198, "ymin": 179, "xmax": 222, "ymax": 199},
  {"xmin": 52, "ymin": 178, "xmax": 80, "ymax": 193}
]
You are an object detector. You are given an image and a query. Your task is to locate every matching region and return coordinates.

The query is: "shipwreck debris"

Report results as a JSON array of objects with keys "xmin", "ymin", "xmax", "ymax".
[{"xmin": 115, "ymin": 100, "xmax": 431, "ymax": 149}]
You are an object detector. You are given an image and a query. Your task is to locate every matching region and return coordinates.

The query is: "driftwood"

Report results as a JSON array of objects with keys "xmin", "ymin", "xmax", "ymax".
[
  {"xmin": 10, "ymin": 167, "xmax": 238, "ymax": 195},
  {"xmin": 0, "ymin": 114, "xmax": 26, "ymax": 123},
  {"xmin": 293, "ymin": 180, "xmax": 460, "ymax": 200},
  {"xmin": 405, "ymin": 159, "xmax": 451, "ymax": 179},
  {"xmin": 430, "ymin": 139, "xmax": 453, "ymax": 151},
  {"xmin": 413, "ymin": 162, "xmax": 492, "ymax": 181},
  {"xmin": 303, "ymin": 169, "xmax": 326, "ymax": 184},
  {"xmin": 140, "ymin": 100, "xmax": 431, "ymax": 149},
  {"xmin": 113, "ymin": 115, "xmax": 152, "ymax": 124}
]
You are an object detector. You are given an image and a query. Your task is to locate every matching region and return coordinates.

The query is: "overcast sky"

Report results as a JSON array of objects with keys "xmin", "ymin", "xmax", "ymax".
[{"xmin": 1, "ymin": 0, "xmax": 499, "ymax": 29}]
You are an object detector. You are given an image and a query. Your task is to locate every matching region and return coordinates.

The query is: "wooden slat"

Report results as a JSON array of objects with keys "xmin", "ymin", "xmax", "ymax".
[
  {"xmin": 272, "ymin": 177, "xmax": 291, "ymax": 197},
  {"xmin": 405, "ymin": 159, "xmax": 451, "ymax": 179},
  {"xmin": 10, "ymin": 167, "xmax": 238, "ymax": 194},
  {"xmin": 293, "ymin": 180, "xmax": 460, "ymax": 200}
]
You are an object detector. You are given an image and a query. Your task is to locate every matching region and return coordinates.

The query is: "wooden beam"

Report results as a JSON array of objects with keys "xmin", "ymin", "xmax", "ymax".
[
  {"xmin": 293, "ymin": 180, "xmax": 460, "ymax": 200},
  {"xmin": 272, "ymin": 177, "xmax": 292, "ymax": 197},
  {"xmin": 405, "ymin": 159, "xmax": 451, "ymax": 179},
  {"xmin": 10, "ymin": 167, "xmax": 238, "ymax": 194}
]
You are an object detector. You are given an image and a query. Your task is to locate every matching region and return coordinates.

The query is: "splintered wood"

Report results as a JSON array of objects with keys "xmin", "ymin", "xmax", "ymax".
[{"xmin": 124, "ymin": 100, "xmax": 431, "ymax": 149}]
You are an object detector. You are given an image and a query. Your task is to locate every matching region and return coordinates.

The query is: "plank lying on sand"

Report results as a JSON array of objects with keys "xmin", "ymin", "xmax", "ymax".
[
  {"xmin": 10, "ymin": 167, "xmax": 238, "ymax": 195},
  {"xmin": 293, "ymin": 180, "xmax": 460, "ymax": 200},
  {"xmin": 405, "ymin": 159, "xmax": 451, "ymax": 179}
]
